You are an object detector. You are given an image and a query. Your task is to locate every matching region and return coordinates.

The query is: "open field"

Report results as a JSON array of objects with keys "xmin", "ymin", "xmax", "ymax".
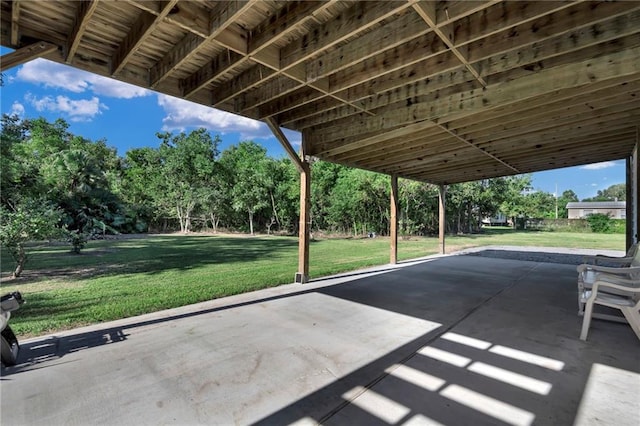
[{"xmin": 0, "ymin": 230, "xmax": 626, "ymax": 337}]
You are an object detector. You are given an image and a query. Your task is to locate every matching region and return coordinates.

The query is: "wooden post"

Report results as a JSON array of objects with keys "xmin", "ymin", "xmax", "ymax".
[
  {"xmin": 296, "ymin": 161, "xmax": 311, "ymax": 283},
  {"xmin": 627, "ymin": 156, "xmax": 634, "ymax": 250},
  {"xmin": 390, "ymin": 174, "xmax": 398, "ymax": 264},
  {"xmin": 438, "ymin": 184, "xmax": 447, "ymax": 255},
  {"xmin": 265, "ymin": 118, "xmax": 310, "ymax": 283},
  {"xmin": 630, "ymin": 129, "xmax": 640, "ymax": 248}
]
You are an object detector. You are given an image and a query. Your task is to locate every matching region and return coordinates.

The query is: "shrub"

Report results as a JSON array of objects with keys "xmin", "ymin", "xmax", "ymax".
[{"xmin": 586, "ymin": 213, "xmax": 612, "ymax": 233}]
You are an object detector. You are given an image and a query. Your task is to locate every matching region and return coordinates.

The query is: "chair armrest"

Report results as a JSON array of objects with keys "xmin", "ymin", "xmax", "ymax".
[
  {"xmin": 589, "ymin": 256, "xmax": 632, "ymax": 266},
  {"xmin": 592, "ymin": 278, "xmax": 640, "ymax": 294},
  {"xmin": 577, "ymin": 264, "xmax": 640, "ymax": 275}
]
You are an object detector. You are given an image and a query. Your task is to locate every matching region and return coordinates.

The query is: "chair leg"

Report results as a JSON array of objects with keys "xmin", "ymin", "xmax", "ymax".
[
  {"xmin": 580, "ymin": 298, "xmax": 596, "ymax": 341},
  {"xmin": 620, "ymin": 307, "xmax": 640, "ymax": 340}
]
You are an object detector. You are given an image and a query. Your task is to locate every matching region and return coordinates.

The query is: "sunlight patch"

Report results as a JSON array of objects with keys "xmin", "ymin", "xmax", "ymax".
[
  {"xmin": 468, "ymin": 362, "xmax": 552, "ymax": 395},
  {"xmin": 343, "ymin": 386, "xmax": 411, "ymax": 424},
  {"xmin": 386, "ymin": 364, "xmax": 446, "ymax": 392},
  {"xmin": 402, "ymin": 414, "xmax": 446, "ymax": 426},
  {"xmin": 418, "ymin": 346, "xmax": 471, "ymax": 368},
  {"xmin": 441, "ymin": 332, "xmax": 492, "ymax": 350},
  {"xmin": 440, "ymin": 384, "xmax": 535, "ymax": 426},
  {"xmin": 489, "ymin": 345, "xmax": 565, "ymax": 371}
]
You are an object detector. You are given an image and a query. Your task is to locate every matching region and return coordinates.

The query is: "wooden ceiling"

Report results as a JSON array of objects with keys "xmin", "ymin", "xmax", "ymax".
[{"xmin": 1, "ymin": 1, "xmax": 639, "ymax": 184}]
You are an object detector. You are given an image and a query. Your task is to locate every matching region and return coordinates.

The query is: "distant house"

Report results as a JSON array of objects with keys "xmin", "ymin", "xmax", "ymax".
[
  {"xmin": 566, "ymin": 201, "xmax": 626, "ymax": 219},
  {"xmin": 482, "ymin": 212, "xmax": 508, "ymax": 226}
]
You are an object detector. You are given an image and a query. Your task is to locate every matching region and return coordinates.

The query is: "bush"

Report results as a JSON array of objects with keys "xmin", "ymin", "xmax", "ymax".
[{"xmin": 586, "ymin": 213, "xmax": 612, "ymax": 233}]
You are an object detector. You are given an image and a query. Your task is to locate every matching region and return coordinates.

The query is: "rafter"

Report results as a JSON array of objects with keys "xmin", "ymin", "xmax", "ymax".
[
  {"xmin": 66, "ymin": 0, "xmax": 99, "ymax": 63},
  {"xmin": 150, "ymin": 1, "xmax": 257, "ymax": 88},
  {"xmin": 212, "ymin": 1, "xmax": 414, "ymax": 107},
  {"xmin": 112, "ymin": 0, "xmax": 178, "ymax": 76},
  {"xmin": 0, "ymin": 41, "xmax": 58, "ymax": 72},
  {"xmin": 279, "ymin": 1, "xmax": 639, "ymax": 129},
  {"xmin": 307, "ymin": 46, "xmax": 640, "ymax": 155},
  {"xmin": 182, "ymin": 50, "xmax": 243, "ymax": 97},
  {"xmin": 412, "ymin": 1, "xmax": 487, "ymax": 87},
  {"xmin": 10, "ymin": 0, "xmax": 20, "ymax": 46}
]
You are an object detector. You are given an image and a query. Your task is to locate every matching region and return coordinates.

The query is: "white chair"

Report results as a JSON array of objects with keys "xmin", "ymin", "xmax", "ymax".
[
  {"xmin": 577, "ymin": 247, "xmax": 640, "ymax": 322},
  {"xmin": 580, "ymin": 273, "xmax": 640, "ymax": 341},
  {"xmin": 581, "ymin": 242, "xmax": 639, "ymax": 266}
]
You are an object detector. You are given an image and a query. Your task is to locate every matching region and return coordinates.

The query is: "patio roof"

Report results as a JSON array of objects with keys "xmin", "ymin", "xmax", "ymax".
[{"xmin": 2, "ymin": 0, "xmax": 639, "ymax": 185}]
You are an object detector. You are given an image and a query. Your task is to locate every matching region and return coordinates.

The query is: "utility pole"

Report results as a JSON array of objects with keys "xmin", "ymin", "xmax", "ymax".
[{"xmin": 555, "ymin": 183, "xmax": 559, "ymax": 219}]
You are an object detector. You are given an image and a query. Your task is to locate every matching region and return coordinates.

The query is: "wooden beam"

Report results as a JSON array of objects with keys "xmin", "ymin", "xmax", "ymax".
[
  {"xmin": 307, "ymin": 45, "xmax": 640, "ymax": 149},
  {"xmin": 182, "ymin": 50, "xmax": 243, "ymax": 98},
  {"xmin": 412, "ymin": 1, "xmax": 487, "ymax": 87},
  {"xmin": 265, "ymin": 118, "xmax": 305, "ymax": 173},
  {"xmin": 284, "ymin": 3, "xmax": 640, "ymax": 130},
  {"xmin": 213, "ymin": 1, "xmax": 413, "ymax": 107},
  {"xmin": 10, "ymin": 0, "xmax": 20, "ymax": 46},
  {"xmin": 248, "ymin": 1, "xmax": 325, "ymax": 53},
  {"xmin": 0, "ymin": 41, "xmax": 58, "ymax": 72},
  {"xmin": 390, "ymin": 174, "xmax": 398, "ymax": 265},
  {"xmin": 296, "ymin": 160, "xmax": 311, "ymax": 283},
  {"xmin": 284, "ymin": 5, "xmax": 640, "ymax": 129},
  {"xmin": 436, "ymin": 123, "xmax": 519, "ymax": 173},
  {"xmin": 283, "ymin": 1, "xmax": 416, "ymax": 70},
  {"xmin": 435, "ymin": 0, "xmax": 500, "ymax": 24},
  {"xmin": 66, "ymin": 0, "xmax": 99, "ymax": 63},
  {"xmin": 149, "ymin": 32, "xmax": 202, "ymax": 88},
  {"xmin": 438, "ymin": 184, "xmax": 446, "ymax": 254},
  {"xmin": 112, "ymin": 1, "xmax": 178, "ymax": 76},
  {"xmin": 305, "ymin": 11, "xmax": 431, "ymax": 82},
  {"xmin": 150, "ymin": 1, "xmax": 257, "ymax": 88}
]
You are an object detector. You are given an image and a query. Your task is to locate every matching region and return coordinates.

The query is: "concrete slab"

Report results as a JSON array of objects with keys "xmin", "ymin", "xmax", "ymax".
[{"xmin": 1, "ymin": 248, "xmax": 638, "ymax": 425}]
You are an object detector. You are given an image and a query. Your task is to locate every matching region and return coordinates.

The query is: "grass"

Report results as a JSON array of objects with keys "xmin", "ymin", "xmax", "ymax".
[{"xmin": 0, "ymin": 229, "xmax": 626, "ymax": 337}]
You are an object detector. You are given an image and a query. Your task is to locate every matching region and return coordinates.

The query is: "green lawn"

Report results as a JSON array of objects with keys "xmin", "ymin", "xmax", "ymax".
[{"xmin": 0, "ymin": 229, "xmax": 626, "ymax": 337}]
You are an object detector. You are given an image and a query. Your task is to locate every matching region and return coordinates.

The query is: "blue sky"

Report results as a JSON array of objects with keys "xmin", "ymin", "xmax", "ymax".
[{"xmin": 0, "ymin": 54, "xmax": 625, "ymax": 201}]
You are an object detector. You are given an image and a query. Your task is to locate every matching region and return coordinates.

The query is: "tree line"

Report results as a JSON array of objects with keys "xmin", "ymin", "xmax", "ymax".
[{"xmin": 0, "ymin": 115, "xmax": 626, "ymax": 276}]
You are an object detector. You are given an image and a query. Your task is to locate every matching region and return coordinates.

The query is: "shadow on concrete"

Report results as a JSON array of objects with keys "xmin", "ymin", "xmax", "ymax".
[
  {"xmin": 253, "ymin": 255, "xmax": 640, "ymax": 425},
  {"xmin": 464, "ymin": 249, "xmax": 588, "ymax": 265}
]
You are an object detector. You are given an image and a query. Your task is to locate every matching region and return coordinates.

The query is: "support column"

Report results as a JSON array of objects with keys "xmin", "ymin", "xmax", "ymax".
[
  {"xmin": 438, "ymin": 184, "xmax": 447, "ymax": 255},
  {"xmin": 629, "ymin": 129, "xmax": 639, "ymax": 249},
  {"xmin": 265, "ymin": 118, "xmax": 310, "ymax": 283},
  {"xmin": 390, "ymin": 174, "xmax": 398, "ymax": 264},
  {"xmin": 296, "ymin": 161, "xmax": 311, "ymax": 283},
  {"xmin": 626, "ymin": 156, "xmax": 634, "ymax": 250}
]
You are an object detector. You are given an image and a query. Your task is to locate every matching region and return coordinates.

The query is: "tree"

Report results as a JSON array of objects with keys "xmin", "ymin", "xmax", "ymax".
[
  {"xmin": 156, "ymin": 129, "xmax": 220, "ymax": 233},
  {"xmin": 583, "ymin": 183, "xmax": 626, "ymax": 202},
  {"xmin": 557, "ymin": 189, "xmax": 579, "ymax": 218},
  {"xmin": 523, "ymin": 190, "xmax": 556, "ymax": 219},
  {"xmin": 2, "ymin": 116, "xmax": 130, "ymax": 251},
  {"xmin": 326, "ymin": 168, "xmax": 389, "ymax": 236},
  {"xmin": 0, "ymin": 200, "xmax": 64, "ymax": 277},
  {"xmin": 498, "ymin": 175, "xmax": 533, "ymax": 228},
  {"xmin": 399, "ymin": 179, "xmax": 438, "ymax": 235},
  {"xmin": 219, "ymin": 141, "xmax": 269, "ymax": 235},
  {"xmin": 263, "ymin": 158, "xmax": 299, "ymax": 234}
]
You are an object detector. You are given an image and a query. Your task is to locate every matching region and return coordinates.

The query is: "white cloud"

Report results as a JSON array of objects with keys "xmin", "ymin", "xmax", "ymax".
[
  {"xmin": 10, "ymin": 101, "xmax": 25, "ymax": 117},
  {"xmin": 580, "ymin": 161, "xmax": 618, "ymax": 170},
  {"xmin": 16, "ymin": 59, "xmax": 151, "ymax": 99},
  {"xmin": 157, "ymin": 94, "xmax": 271, "ymax": 139},
  {"xmin": 282, "ymin": 128, "xmax": 302, "ymax": 148},
  {"xmin": 25, "ymin": 93, "xmax": 107, "ymax": 122}
]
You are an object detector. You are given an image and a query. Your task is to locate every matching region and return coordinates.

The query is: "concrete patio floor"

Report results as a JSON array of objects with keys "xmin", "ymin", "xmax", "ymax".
[{"xmin": 1, "ymin": 247, "xmax": 639, "ymax": 425}]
